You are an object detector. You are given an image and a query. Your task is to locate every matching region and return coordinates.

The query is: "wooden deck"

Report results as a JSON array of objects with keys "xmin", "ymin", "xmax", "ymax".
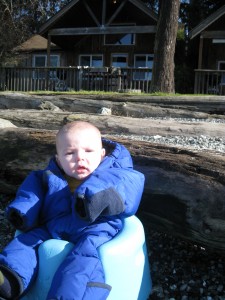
[
  {"xmin": 0, "ymin": 66, "xmax": 152, "ymax": 93},
  {"xmin": 194, "ymin": 69, "xmax": 225, "ymax": 95}
]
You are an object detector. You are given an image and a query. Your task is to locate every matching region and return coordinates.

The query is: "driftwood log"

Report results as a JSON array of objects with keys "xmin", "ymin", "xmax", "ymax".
[
  {"xmin": 0, "ymin": 92, "xmax": 225, "ymax": 252},
  {"xmin": 0, "ymin": 126, "xmax": 225, "ymax": 252},
  {"xmin": 0, "ymin": 92, "xmax": 225, "ymax": 120},
  {"xmin": 1, "ymin": 109, "xmax": 225, "ymax": 138}
]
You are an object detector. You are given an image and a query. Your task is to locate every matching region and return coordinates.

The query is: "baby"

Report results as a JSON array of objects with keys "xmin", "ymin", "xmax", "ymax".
[{"xmin": 0, "ymin": 121, "xmax": 145, "ymax": 300}]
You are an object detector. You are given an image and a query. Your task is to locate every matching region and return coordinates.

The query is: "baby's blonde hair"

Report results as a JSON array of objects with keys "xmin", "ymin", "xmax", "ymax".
[{"xmin": 56, "ymin": 121, "xmax": 102, "ymax": 152}]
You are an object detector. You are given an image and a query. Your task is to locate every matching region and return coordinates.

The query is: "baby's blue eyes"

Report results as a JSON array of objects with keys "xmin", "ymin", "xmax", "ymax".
[{"xmin": 65, "ymin": 150, "xmax": 94, "ymax": 155}]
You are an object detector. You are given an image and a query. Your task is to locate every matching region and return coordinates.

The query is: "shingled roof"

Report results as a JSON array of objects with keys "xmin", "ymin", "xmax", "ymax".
[{"xmin": 14, "ymin": 34, "xmax": 59, "ymax": 52}]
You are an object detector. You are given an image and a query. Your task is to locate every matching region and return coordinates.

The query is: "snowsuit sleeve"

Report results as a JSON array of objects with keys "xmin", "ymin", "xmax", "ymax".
[
  {"xmin": 5, "ymin": 170, "xmax": 44, "ymax": 231},
  {"xmin": 73, "ymin": 140, "xmax": 145, "ymax": 223},
  {"xmin": 74, "ymin": 168, "xmax": 145, "ymax": 223}
]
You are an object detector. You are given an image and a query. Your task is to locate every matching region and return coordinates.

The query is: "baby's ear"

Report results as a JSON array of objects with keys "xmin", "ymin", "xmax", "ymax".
[{"xmin": 101, "ymin": 148, "xmax": 106, "ymax": 158}]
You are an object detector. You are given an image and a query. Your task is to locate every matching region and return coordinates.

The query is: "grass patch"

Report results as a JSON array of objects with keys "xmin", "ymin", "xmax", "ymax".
[{"xmin": 0, "ymin": 90, "xmax": 219, "ymax": 97}]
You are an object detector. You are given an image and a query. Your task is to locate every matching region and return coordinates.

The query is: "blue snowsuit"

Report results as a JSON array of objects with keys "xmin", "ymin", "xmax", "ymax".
[{"xmin": 0, "ymin": 139, "xmax": 145, "ymax": 300}]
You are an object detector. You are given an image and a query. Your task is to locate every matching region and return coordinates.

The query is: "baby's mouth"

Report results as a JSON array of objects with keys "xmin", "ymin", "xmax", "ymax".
[{"xmin": 76, "ymin": 166, "xmax": 87, "ymax": 173}]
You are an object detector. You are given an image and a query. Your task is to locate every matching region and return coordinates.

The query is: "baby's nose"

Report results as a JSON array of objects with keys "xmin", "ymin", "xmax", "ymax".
[{"xmin": 76, "ymin": 150, "xmax": 85, "ymax": 160}]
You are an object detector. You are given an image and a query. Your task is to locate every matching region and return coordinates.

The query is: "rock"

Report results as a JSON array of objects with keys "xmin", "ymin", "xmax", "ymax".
[
  {"xmin": 98, "ymin": 107, "xmax": 112, "ymax": 115},
  {"xmin": 38, "ymin": 101, "xmax": 62, "ymax": 112},
  {"xmin": 0, "ymin": 118, "xmax": 17, "ymax": 128}
]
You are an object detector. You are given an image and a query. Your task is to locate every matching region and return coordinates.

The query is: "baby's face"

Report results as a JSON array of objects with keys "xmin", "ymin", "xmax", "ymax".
[{"xmin": 56, "ymin": 128, "xmax": 105, "ymax": 180}]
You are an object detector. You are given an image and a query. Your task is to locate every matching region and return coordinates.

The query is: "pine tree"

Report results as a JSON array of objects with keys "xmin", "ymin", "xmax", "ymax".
[{"xmin": 150, "ymin": 0, "xmax": 180, "ymax": 93}]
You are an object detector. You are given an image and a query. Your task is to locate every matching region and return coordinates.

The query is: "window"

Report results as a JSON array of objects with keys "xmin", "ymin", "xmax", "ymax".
[
  {"xmin": 105, "ymin": 33, "xmax": 135, "ymax": 45},
  {"xmin": 34, "ymin": 56, "xmax": 46, "ymax": 68},
  {"xmin": 218, "ymin": 61, "xmax": 225, "ymax": 70},
  {"xmin": 111, "ymin": 54, "xmax": 128, "ymax": 68},
  {"xmin": 134, "ymin": 55, "xmax": 153, "ymax": 80},
  {"xmin": 33, "ymin": 55, "xmax": 59, "ymax": 67},
  {"xmin": 218, "ymin": 61, "xmax": 225, "ymax": 85},
  {"xmin": 32, "ymin": 55, "xmax": 60, "ymax": 79},
  {"xmin": 79, "ymin": 55, "xmax": 103, "ymax": 67},
  {"xmin": 213, "ymin": 39, "xmax": 225, "ymax": 44},
  {"xmin": 104, "ymin": 23, "xmax": 135, "ymax": 46}
]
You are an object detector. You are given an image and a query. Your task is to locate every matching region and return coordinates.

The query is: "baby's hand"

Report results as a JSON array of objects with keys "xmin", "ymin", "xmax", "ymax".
[{"xmin": 75, "ymin": 187, "xmax": 125, "ymax": 222}]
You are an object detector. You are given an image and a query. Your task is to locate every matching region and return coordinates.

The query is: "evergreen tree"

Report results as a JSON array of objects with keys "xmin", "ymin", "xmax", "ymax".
[
  {"xmin": 150, "ymin": 0, "xmax": 180, "ymax": 93},
  {"xmin": 0, "ymin": 0, "xmax": 70, "ymax": 66}
]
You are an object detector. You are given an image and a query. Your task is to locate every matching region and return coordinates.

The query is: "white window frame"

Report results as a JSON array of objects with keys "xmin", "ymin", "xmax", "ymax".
[{"xmin": 134, "ymin": 54, "xmax": 154, "ymax": 80}]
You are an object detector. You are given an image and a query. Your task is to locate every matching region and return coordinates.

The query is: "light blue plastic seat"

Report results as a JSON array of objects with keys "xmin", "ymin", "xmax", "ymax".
[{"xmin": 20, "ymin": 215, "xmax": 152, "ymax": 300}]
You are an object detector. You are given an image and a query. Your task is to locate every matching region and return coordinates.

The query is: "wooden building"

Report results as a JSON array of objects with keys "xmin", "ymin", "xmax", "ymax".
[
  {"xmin": 0, "ymin": 0, "xmax": 158, "ymax": 92},
  {"xmin": 39, "ymin": 0, "xmax": 157, "ymax": 69},
  {"xmin": 189, "ymin": 5, "xmax": 225, "ymax": 94}
]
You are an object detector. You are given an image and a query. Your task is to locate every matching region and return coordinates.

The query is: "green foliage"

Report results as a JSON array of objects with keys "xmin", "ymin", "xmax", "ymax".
[
  {"xmin": 177, "ymin": 27, "xmax": 185, "ymax": 41},
  {"xmin": 1, "ymin": 0, "xmax": 225, "ymax": 90},
  {"xmin": 0, "ymin": 0, "xmax": 70, "ymax": 66}
]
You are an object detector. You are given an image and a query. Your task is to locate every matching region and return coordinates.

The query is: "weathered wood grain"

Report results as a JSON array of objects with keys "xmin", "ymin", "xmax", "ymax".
[
  {"xmin": 0, "ymin": 92, "xmax": 225, "ymax": 251},
  {"xmin": 0, "ymin": 127, "xmax": 225, "ymax": 252},
  {"xmin": 1, "ymin": 109, "xmax": 225, "ymax": 138}
]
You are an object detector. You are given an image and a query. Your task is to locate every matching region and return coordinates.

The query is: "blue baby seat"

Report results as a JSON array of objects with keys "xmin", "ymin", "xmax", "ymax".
[{"xmin": 20, "ymin": 215, "xmax": 152, "ymax": 300}]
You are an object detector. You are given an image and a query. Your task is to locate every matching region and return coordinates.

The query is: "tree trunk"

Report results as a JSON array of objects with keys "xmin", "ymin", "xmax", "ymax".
[{"xmin": 150, "ymin": 0, "xmax": 180, "ymax": 93}]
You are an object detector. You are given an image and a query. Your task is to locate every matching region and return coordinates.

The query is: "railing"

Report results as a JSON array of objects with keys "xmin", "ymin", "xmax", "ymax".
[
  {"xmin": 0, "ymin": 66, "xmax": 152, "ymax": 93},
  {"xmin": 194, "ymin": 69, "xmax": 225, "ymax": 95}
]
